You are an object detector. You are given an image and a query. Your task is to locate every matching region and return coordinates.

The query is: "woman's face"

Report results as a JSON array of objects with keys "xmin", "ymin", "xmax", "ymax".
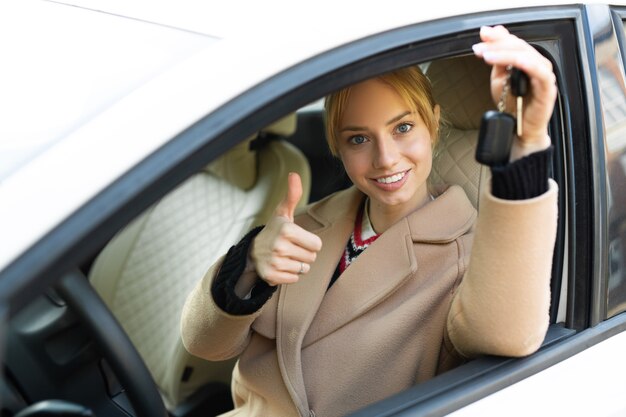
[{"xmin": 337, "ymin": 78, "xmax": 436, "ymax": 222}]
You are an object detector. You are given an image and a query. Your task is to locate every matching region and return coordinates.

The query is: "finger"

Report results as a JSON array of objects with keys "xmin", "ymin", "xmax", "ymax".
[
  {"xmin": 474, "ymin": 26, "xmax": 532, "ymax": 60},
  {"xmin": 270, "ymin": 257, "xmax": 310, "ymax": 275},
  {"xmin": 480, "ymin": 48, "xmax": 550, "ymax": 72},
  {"xmin": 274, "ymin": 239, "xmax": 318, "ymax": 263},
  {"xmin": 473, "ymin": 27, "xmax": 513, "ymax": 57},
  {"xmin": 481, "ymin": 49, "xmax": 556, "ymax": 97},
  {"xmin": 262, "ymin": 271, "xmax": 301, "ymax": 286},
  {"xmin": 474, "ymin": 40, "xmax": 535, "ymax": 64},
  {"xmin": 479, "ymin": 25, "xmax": 511, "ymax": 42},
  {"xmin": 281, "ymin": 223, "xmax": 323, "ymax": 252},
  {"xmin": 275, "ymin": 172, "xmax": 303, "ymax": 221},
  {"xmin": 474, "ymin": 37, "xmax": 553, "ymax": 84},
  {"xmin": 473, "ymin": 28, "xmax": 552, "ymax": 77}
]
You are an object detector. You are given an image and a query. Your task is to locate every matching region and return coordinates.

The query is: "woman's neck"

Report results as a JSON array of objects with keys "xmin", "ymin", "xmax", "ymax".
[{"xmin": 368, "ymin": 187, "xmax": 432, "ymax": 234}]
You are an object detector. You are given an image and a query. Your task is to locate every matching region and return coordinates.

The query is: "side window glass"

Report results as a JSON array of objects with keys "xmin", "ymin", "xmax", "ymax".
[{"xmin": 605, "ymin": 18, "xmax": 626, "ymax": 317}]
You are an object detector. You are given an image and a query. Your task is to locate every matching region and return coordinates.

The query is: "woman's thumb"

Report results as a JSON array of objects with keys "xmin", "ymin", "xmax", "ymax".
[{"xmin": 275, "ymin": 172, "xmax": 302, "ymax": 221}]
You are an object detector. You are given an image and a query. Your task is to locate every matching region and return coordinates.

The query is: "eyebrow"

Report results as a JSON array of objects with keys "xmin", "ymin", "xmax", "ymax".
[{"xmin": 340, "ymin": 111, "xmax": 412, "ymax": 132}]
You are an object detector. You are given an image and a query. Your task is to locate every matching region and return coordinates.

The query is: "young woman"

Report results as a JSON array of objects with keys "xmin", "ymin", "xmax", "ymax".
[{"xmin": 181, "ymin": 25, "xmax": 558, "ymax": 417}]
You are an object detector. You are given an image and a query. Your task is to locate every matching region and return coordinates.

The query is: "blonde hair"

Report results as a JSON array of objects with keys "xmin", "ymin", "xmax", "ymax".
[{"xmin": 324, "ymin": 66, "xmax": 439, "ymax": 156}]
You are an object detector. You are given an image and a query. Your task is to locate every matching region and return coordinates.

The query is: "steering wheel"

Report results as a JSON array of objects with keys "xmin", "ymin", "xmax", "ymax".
[{"xmin": 56, "ymin": 269, "xmax": 168, "ymax": 417}]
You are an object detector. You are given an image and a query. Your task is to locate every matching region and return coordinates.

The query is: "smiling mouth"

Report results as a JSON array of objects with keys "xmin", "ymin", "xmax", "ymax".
[{"xmin": 374, "ymin": 170, "xmax": 409, "ymax": 184}]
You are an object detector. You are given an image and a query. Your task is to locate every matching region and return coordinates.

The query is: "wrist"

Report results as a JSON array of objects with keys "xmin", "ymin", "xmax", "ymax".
[
  {"xmin": 234, "ymin": 273, "xmax": 259, "ymax": 299},
  {"xmin": 509, "ymin": 133, "xmax": 551, "ymax": 162},
  {"xmin": 244, "ymin": 243, "xmax": 257, "ymax": 274}
]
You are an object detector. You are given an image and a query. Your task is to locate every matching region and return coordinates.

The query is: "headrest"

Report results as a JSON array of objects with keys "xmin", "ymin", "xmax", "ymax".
[
  {"xmin": 262, "ymin": 113, "xmax": 298, "ymax": 137},
  {"xmin": 205, "ymin": 113, "xmax": 297, "ymax": 190},
  {"xmin": 426, "ymin": 55, "xmax": 494, "ymax": 130},
  {"xmin": 426, "ymin": 55, "xmax": 495, "ymax": 209}
]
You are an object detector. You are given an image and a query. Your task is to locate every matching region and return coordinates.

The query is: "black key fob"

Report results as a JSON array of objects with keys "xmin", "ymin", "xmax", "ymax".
[
  {"xmin": 475, "ymin": 110, "xmax": 515, "ymax": 167},
  {"xmin": 510, "ymin": 68, "xmax": 529, "ymax": 97}
]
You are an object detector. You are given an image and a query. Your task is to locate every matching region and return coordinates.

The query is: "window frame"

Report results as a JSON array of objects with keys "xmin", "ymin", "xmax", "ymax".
[{"xmin": 603, "ymin": 6, "xmax": 626, "ymax": 318}]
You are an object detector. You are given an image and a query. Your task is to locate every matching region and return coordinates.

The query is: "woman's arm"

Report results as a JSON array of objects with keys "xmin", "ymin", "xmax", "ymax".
[
  {"xmin": 180, "ymin": 254, "xmax": 265, "ymax": 361},
  {"xmin": 446, "ymin": 25, "xmax": 559, "ymax": 358},
  {"xmin": 446, "ymin": 174, "xmax": 558, "ymax": 358},
  {"xmin": 181, "ymin": 173, "xmax": 321, "ymax": 360}
]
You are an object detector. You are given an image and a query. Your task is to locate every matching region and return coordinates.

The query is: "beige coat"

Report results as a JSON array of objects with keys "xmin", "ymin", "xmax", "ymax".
[{"xmin": 181, "ymin": 181, "xmax": 558, "ymax": 417}]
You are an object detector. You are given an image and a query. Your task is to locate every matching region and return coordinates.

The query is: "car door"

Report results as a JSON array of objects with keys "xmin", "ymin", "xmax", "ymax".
[{"xmin": 349, "ymin": 4, "xmax": 626, "ymax": 416}]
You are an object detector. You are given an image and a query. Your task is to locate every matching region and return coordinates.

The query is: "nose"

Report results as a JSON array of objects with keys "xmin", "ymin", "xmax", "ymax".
[{"xmin": 373, "ymin": 135, "xmax": 400, "ymax": 169}]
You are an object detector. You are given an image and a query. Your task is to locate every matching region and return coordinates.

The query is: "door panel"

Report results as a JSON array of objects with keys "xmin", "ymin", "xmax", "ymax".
[{"xmin": 448, "ymin": 328, "xmax": 626, "ymax": 417}]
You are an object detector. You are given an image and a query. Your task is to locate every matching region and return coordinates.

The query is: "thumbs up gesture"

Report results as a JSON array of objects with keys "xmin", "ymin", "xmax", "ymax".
[{"xmin": 251, "ymin": 173, "xmax": 323, "ymax": 286}]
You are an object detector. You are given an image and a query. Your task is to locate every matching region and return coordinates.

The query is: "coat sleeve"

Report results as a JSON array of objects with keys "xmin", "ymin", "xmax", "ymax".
[
  {"xmin": 446, "ymin": 179, "xmax": 558, "ymax": 358},
  {"xmin": 180, "ymin": 255, "xmax": 268, "ymax": 361}
]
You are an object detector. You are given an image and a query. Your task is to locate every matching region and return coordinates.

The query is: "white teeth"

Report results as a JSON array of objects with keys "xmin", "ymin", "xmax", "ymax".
[{"xmin": 376, "ymin": 171, "xmax": 406, "ymax": 184}]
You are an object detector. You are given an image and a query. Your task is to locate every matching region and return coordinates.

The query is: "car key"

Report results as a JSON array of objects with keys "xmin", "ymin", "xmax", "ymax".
[
  {"xmin": 510, "ymin": 68, "xmax": 529, "ymax": 137},
  {"xmin": 475, "ymin": 66, "xmax": 516, "ymax": 167},
  {"xmin": 475, "ymin": 111, "xmax": 515, "ymax": 166}
]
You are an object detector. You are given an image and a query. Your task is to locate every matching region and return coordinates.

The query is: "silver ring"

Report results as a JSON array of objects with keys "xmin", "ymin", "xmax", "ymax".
[{"xmin": 298, "ymin": 262, "xmax": 304, "ymax": 274}]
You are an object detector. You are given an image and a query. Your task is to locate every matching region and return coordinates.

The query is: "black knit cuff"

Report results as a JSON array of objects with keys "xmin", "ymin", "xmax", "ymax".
[
  {"xmin": 211, "ymin": 226, "xmax": 277, "ymax": 315},
  {"xmin": 491, "ymin": 146, "xmax": 553, "ymax": 200}
]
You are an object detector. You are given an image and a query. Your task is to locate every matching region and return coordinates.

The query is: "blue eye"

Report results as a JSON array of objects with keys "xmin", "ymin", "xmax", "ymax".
[
  {"xmin": 396, "ymin": 123, "xmax": 413, "ymax": 134},
  {"xmin": 349, "ymin": 135, "xmax": 368, "ymax": 145}
]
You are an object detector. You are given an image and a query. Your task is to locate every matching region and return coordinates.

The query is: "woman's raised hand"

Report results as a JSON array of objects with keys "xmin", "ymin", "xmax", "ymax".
[
  {"xmin": 251, "ymin": 173, "xmax": 323, "ymax": 286},
  {"xmin": 473, "ymin": 25, "xmax": 557, "ymax": 158}
]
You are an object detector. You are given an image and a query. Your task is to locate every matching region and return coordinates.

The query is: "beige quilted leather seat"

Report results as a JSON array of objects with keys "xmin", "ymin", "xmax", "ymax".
[
  {"xmin": 88, "ymin": 114, "xmax": 311, "ymax": 410},
  {"xmin": 427, "ymin": 55, "xmax": 495, "ymax": 208}
]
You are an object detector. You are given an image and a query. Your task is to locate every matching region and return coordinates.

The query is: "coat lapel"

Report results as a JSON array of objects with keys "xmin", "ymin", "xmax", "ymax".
[
  {"xmin": 276, "ymin": 187, "xmax": 362, "ymax": 415},
  {"xmin": 303, "ymin": 185, "xmax": 476, "ymax": 347},
  {"xmin": 302, "ymin": 216, "xmax": 416, "ymax": 347}
]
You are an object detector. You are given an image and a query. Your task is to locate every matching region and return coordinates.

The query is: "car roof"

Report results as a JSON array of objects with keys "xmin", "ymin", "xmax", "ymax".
[
  {"xmin": 55, "ymin": 0, "xmax": 584, "ymax": 39},
  {"xmin": 0, "ymin": 0, "xmax": 607, "ymax": 273}
]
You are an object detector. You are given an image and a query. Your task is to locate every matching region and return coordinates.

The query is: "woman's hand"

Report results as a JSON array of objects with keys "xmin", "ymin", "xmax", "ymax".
[
  {"xmin": 473, "ymin": 25, "xmax": 557, "ymax": 159},
  {"xmin": 251, "ymin": 172, "xmax": 322, "ymax": 286}
]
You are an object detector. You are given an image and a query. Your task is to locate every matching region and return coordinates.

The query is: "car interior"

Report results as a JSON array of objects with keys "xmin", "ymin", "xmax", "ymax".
[{"xmin": 2, "ymin": 51, "xmax": 559, "ymax": 417}]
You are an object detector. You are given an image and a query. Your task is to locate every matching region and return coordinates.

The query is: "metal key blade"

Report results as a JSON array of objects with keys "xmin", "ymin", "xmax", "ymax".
[{"xmin": 517, "ymin": 96, "xmax": 523, "ymax": 137}]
